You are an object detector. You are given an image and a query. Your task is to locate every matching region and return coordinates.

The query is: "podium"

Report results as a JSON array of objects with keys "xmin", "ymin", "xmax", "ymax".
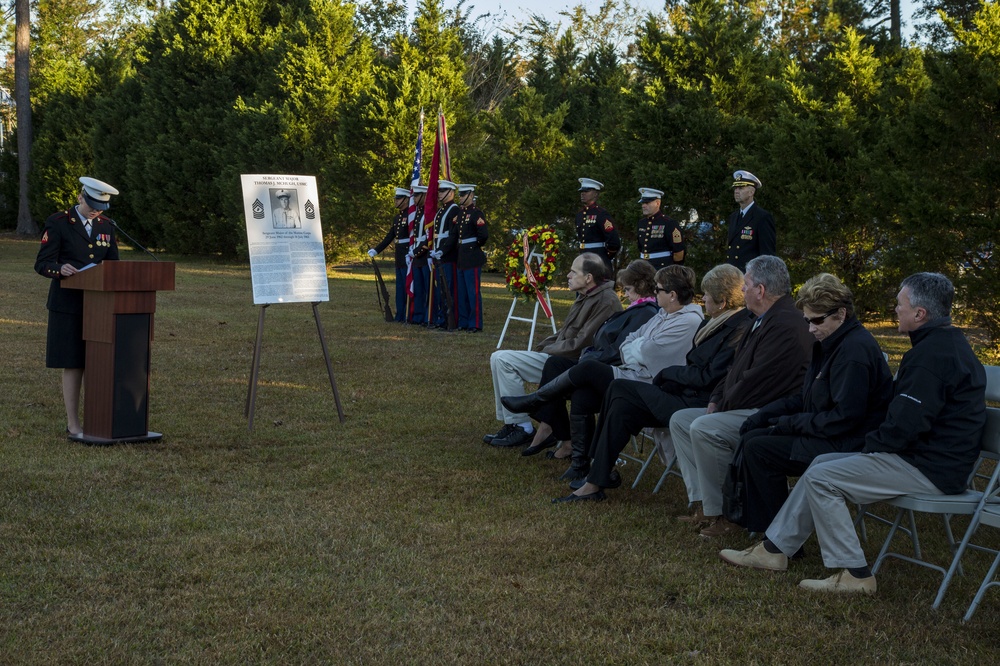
[{"xmin": 63, "ymin": 260, "xmax": 176, "ymax": 444}]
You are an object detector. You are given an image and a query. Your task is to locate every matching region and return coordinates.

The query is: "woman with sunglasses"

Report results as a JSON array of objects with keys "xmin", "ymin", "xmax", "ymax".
[
  {"xmin": 502, "ymin": 265, "xmax": 704, "ymax": 482},
  {"xmin": 734, "ymin": 273, "xmax": 894, "ymax": 532}
]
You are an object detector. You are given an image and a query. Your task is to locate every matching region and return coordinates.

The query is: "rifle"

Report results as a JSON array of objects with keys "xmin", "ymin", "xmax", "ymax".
[
  {"xmin": 432, "ymin": 258, "xmax": 457, "ymax": 330},
  {"xmin": 371, "ymin": 257, "xmax": 394, "ymax": 322}
]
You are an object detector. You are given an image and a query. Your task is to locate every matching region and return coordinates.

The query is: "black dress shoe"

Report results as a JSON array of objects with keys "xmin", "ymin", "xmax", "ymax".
[
  {"xmin": 491, "ymin": 425, "xmax": 532, "ymax": 448},
  {"xmin": 546, "ymin": 450, "xmax": 572, "ymax": 460},
  {"xmin": 483, "ymin": 423, "xmax": 515, "ymax": 444},
  {"xmin": 552, "ymin": 490, "xmax": 606, "ymax": 504},
  {"xmin": 521, "ymin": 435, "xmax": 558, "ymax": 457},
  {"xmin": 569, "ymin": 469, "xmax": 621, "ymax": 491}
]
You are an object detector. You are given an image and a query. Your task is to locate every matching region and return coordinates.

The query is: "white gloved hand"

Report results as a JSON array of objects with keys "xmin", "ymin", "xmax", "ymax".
[
  {"xmin": 407, "ymin": 248, "xmax": 415, "ymax": 258},
  {"xmin": 367, "ymin": 248, "xmax": 377, "ymax": 258},
  {"xmin": 430, "ymin": 250, "xmax": 443, "ymax": 260}
]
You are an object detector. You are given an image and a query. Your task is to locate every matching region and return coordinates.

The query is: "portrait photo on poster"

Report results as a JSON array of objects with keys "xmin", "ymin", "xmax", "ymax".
[{"xmin": 271, "ymin": 188, "xmax": 302, "ymax": 229}]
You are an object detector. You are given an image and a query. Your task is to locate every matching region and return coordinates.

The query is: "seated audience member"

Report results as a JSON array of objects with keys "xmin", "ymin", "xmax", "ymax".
[
  {"xmin": 553, "ymin": 263, "xmax": 754, "ymax": 503},
  {"xmin": 670, "ymin": 255, "xmax": 813, "ymax": 537},
  {"xmin": 720, "ymin": 273, "xmax": 986, "ymax": 594},
  {"xmin": 485, "ymin": 253, "xmax": 622, "ymax": 447},
  {"xmin": 503, "ymin": 265, "xmax": 704, "ymax": 481},
  {"xmin": 511, "ymin": 260, "xmax": 660, "ymax": 456},
  {"xmin": 736, "ymin": 273, "xmax": 893, "ymax": 531}
]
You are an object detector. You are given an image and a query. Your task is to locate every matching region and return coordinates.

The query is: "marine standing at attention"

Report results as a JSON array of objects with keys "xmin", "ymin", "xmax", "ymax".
[
  {"xmin": 453, "ymin": 184, "xmax": 488, "ymax": 332},
  {"xmin": 369, "ymin": 188, "xmax": 412, "ymax": 323},
  {"xmin": 636, "ymin": 187, "xmax": 685, "ymax": 269},
  {"xmin": 575, "ymin": 177, "xmax": 620, "ymax": 270}
]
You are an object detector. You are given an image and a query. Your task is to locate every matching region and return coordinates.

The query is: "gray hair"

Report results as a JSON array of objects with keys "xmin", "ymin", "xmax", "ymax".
[
  {"xmin": 745, "ymin": 255, "xmax": 791, "ymax": 298},
  {"xmin": 901, "ymin": 272, "xmax": 953, "ymax": 319}
]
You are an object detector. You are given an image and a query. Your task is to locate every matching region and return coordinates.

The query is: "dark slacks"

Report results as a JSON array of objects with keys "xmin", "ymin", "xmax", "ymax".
[
  {"xmin": 587, "ymin": 379, "xmax": 705, "ymax": 487},
  {"xmin": 532, "ymin": 359, "xmax": 615, "ymax": 440}
]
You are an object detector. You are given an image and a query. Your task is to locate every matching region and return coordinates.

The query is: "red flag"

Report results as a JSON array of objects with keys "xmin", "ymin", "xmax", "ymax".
[{"xmin": 423, "ymin": 110, "xmax": 451, "ymax": 248}]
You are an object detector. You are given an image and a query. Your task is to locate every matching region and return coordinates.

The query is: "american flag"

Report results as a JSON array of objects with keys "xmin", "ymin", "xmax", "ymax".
[
  {"xmin": 423, "ymin": 109, "xmax": 451, "ymax": 249},
  {"xmin": 405, "ymin": 111, "xmax": 424, "ymax": 298}
]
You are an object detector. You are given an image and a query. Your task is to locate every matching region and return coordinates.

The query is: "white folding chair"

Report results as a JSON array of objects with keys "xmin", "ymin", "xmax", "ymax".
[{"xmin": 871, "ymin": 380, "xmax": 1000, "ymax": 609}]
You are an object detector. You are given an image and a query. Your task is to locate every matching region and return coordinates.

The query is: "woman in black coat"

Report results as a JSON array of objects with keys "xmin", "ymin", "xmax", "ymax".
[
  {"xmin": 512, "ymin": 260, "xmax": 660, "ymax": 456},
  {"xmin": 555, "ymin": 263, "xmax": 753, "ymax": 502},
  {"xmin": 735, "ymin": 273, "xmax": 893, "ymax": 531}
]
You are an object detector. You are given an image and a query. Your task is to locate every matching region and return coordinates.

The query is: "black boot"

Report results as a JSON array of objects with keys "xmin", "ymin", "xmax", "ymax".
[
  {"xmin": 501, "ymin": 370, "xmax": 577, "ymax": 414},
  {"xmin": 559, "ymin": 414, "xmax": 593, "ymax": 481}
]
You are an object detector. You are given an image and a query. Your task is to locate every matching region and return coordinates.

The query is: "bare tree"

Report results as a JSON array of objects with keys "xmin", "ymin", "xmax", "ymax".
[{"xmin": 15, "ymin": 0, "xmax": 37, "ymax": 235}]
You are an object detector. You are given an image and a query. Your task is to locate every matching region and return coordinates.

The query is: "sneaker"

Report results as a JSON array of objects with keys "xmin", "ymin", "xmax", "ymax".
[
  {"xmin": 491, "ymin": 424, "xmax": 532, "ymax": 448},
  {"xmin": 798, "ymin": 570, "xmax": 877, "ymax": 595},
  {"xmin": 719, "ymin": 542, "xmax": 788, "ymax": 571},
  {"xmin": 699, "ymin": 516, "xmax": 743, "ymax": 538},
  {"xmin": 483, "ymin": 423, "xmax": 515, "ymax": 444}
]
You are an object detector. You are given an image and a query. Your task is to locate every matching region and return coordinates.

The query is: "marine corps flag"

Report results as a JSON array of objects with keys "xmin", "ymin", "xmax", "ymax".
[{"xmin": 422, "ymin": 109, "xmax": 452, "ymax": 248}]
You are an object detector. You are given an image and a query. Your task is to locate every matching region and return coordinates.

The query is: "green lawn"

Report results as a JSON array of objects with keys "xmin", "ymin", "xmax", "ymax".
[{"xmin": 2, "ymin": 233, "xmax": 997, "ymax": 664}]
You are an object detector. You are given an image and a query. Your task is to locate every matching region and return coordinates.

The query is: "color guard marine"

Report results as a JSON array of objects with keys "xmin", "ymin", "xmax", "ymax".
[
  {"xmin": 636, "ymin": 187, "xmax": 685, "ymax": 269},
  {"xmin": 368, "ymin": 187, "xmax": 411, "ymax": 322},
  {"xmin": 430, "ymin": 180, "xmax": 461, "ymax": 329},
  {"xmin": 408, "ymin": 185, "xmax": 431, "ymax": 325},
  {"xmin": 575, "ymin": 178, "xmax": 620, "ymax": 269},
  {"xmin": 454, "ymin": 184, "xmax": 488, "ymax": 331}
]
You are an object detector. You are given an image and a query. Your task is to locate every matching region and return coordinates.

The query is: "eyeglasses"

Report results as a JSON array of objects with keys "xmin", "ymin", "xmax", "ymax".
[
  {"xmin": 805, "ymin": 310, "xmax": 838, "ymax": 326},
  {"xmin": 655, "ymin": 286, "xmax": 671, "ymax": 294}
]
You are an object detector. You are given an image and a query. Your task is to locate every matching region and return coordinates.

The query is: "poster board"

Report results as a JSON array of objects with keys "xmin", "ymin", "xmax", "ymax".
[{"xmin": 240, "ymin": 174, "xmax": 330, "ymax": 304}]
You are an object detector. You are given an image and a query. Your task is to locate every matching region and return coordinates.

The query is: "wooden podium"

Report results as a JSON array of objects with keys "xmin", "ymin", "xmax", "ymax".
[{"xmin": 63, "ymin": 260, "xmax": 176, "ymax": 444}]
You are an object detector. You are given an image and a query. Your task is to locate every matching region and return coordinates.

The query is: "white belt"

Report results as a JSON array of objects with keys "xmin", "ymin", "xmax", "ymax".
[
  {"xmin": 460, "ymin": 238, "xmax": 478, "ymax": 244},
  {"xmin": 438, "ymin": 232, "xmax": 450, "ymax": 239},
  {"xmin": 642, "ymin": 250, "xmax": 673, "ymax": 259},
  {"xmin": 397, "ymin": 239, "xmax": 409, "ymax": 244},
  {"xmin": 580, "ymin": 242, "xmax": 606, "ymax": 249}
]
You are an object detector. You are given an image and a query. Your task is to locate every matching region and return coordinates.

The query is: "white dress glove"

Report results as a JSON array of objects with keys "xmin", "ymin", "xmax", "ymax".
[{"xmin": 367, "ymin": 248, "xmax": 377, "ymax": 258}]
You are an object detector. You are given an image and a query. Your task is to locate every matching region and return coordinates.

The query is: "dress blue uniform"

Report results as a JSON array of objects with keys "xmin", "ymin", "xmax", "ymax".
[
  {"xmin": 35, "ymin": 207, "xmax": 120, "ymax": 368},
  {"xmin": 453, "ymin": 185, "xmax": 488, "ymax": 331},
  {"xmin": 372, "ymin": 189, "xmax": 411, "ymax": 322},
  {"xmin": 431, "ymin": 186, "xmax": 461, "ymax": 328},
  {"xmin": 408, "ymin": 187, "xmax": 431, "ymax": 325},
  {"xmin": 575, "ymin": 178, "xmax": 620, "ymax": 269}
]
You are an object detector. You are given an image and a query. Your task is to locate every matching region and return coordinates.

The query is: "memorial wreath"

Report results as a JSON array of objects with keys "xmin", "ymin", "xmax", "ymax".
[{"xmin": 505, "ymin": 226, "xmax": 560, "ymax": 299}]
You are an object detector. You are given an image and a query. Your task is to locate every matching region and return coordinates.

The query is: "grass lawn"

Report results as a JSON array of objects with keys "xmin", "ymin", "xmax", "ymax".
[{"xmin": 2, "ymin": 233, "xmax": 998, "ymax": 664}]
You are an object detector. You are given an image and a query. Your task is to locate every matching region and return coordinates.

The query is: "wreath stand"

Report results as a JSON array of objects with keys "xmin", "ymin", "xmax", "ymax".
[{"xmin": 496, "ymin": 247, "xmax": 557, "ymax": 350}]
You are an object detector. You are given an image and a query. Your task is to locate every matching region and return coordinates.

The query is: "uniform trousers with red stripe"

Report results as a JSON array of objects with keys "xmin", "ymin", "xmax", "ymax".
[{"xmin": 457, "ymin": 266, "xmax": 483, "ymax": 330}]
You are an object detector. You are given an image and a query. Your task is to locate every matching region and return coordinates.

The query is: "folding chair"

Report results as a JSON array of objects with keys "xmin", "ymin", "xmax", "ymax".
[
  {"xmin": 870, "ymin": 369, "xmax": 1000, "ymax": 609},
  {"xmin": 963, "ymin": 504, "xmax": 1000, "ymax": 621},
  {"xmin": 618, "ymin": 427, "xmax": 682, "ymax": 492}
]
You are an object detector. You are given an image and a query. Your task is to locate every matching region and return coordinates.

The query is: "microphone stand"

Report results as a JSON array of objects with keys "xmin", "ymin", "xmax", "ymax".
[{"xmin": 111, "ymin": 220, "xmax": 159, "ymax": 261}]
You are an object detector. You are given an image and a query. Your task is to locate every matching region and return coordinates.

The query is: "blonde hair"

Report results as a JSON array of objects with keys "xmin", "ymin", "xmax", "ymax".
[
  {"xmin": 795, "ymin": 273, "xmax": 855, "ymax": 318},
  {"xmin": 701, "ymin": 264, "xmax": 744, "ymax": 309}
]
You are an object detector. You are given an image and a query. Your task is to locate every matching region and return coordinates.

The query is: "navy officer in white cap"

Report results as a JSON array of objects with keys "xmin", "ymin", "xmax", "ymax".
[
  {"xmin": 727, "ymin": 170, "xmax": 775, "ymax": 272},
  {"xmin": 369, "ymin": 187, "xmax": 412, "ymax": 322},
  {"xmin": 34, "ymin": 176, "xmax": 120, "ymax": 437},
  {"xmin": 636, "ymin": 187, "xmax": 685, "ymax": 269},
  {"xmin": 576, "ymin": 178, "xmax": 620, "ymax": 269},
  {"xmin": 429, "ymin": 179, "xmax": 461, "ymax": 329}
]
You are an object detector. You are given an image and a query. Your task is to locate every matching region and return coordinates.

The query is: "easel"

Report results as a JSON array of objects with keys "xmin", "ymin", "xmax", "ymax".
[
  {"xmin": 496, "ymin": 247, "xmax": 557, "ymax": 350},
  {"xmin": 245, "ymin": 302, "xmax": 346, "ymax": 431}
]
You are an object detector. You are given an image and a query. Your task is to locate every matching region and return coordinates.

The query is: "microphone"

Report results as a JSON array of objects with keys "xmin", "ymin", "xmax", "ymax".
[{"xmin": 110, "ymin": 220, "xmax": 159, "ymax": 262}]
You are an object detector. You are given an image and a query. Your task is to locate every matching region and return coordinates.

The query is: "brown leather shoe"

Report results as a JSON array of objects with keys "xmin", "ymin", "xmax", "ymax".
[
  {"xmin": 699, "ymin": 516, "xmax": 742, "ymax": 538},
  {"xmin": 678, "ymin": 504, "xmax": 706, "ymax": 524}
]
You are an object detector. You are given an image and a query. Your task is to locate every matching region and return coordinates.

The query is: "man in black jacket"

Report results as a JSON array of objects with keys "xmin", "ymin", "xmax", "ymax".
[
  {"xmin": 726, "ymin": 170, "xmax": 775, "ymax": 272},
  {"xmin": 720, "ymin": 273, "xmax": 986, "ymax": 595},
  {"xmin": 670, "ymin": 256, "xmax": 813, "ymax": 536}
]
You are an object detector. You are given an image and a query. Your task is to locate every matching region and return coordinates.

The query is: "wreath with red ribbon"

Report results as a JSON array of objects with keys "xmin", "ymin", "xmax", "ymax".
[{"xmin": 505, "ymin": 226, "xmax": 560, "ymax": 308}]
